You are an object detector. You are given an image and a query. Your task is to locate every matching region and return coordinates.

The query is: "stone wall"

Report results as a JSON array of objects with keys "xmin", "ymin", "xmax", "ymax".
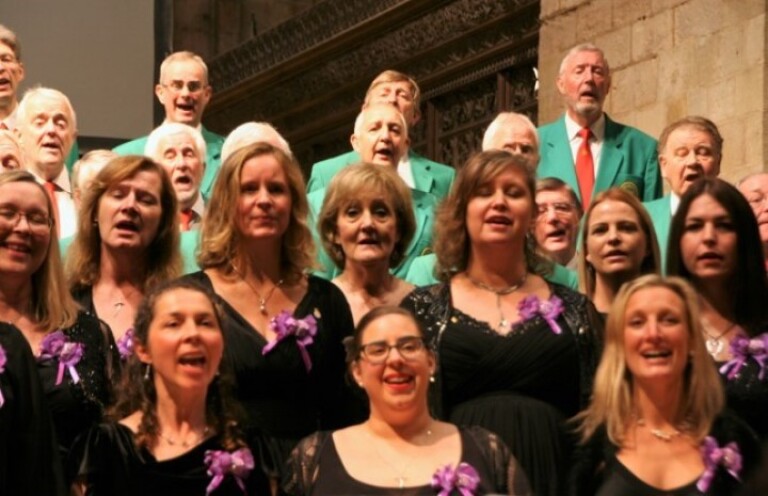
[{"xmin": 539, "ymin": 0, "xmax": 767, "ymax": 181}]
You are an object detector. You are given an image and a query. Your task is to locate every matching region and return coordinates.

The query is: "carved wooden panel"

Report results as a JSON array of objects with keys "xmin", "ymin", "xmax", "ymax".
[{"xmin": 205, "ymin": 0, "xmax": 540, "ymax": 174}]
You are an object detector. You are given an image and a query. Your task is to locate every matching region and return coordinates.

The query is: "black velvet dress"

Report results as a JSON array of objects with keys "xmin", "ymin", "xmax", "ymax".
[
  {"xmin": 184, "ymin": 272, "xmax": 366, "ymax": 477},
  {"xmin": 73, "ymin": 421, "xmax": 271, "ymax": 496},
  {"xmin": 36, "ymin": 311, "xmax": 114, "ymax": 464},
  {"xmin": 283, "ymin": 426, "xmax": 531, "ymax": 496},
  {"xmin": 0, "ymin": 323, "xmax": 67, "ymax": 496},
  {"xmin": 402, "ymin": 282, "xmax": 602, "ymax": 496},
  {"xmin": 568, "ymin": 414, "xmax": 762, "ymax": 496}
]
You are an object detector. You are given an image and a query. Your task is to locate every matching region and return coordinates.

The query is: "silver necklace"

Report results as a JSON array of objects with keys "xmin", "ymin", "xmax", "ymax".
[
  {"xmin": 233, "ymin": 266, "xmax": 284, "ymax": 315},
  {"xmin": 704, "ymin": 322, "xmax": 736, "ymax": 357},
  {"xmin": 158, "ymin": 426, "xmax": 210, "ymax": 448},
  {"xmin": 466, "ymin": 272, "xmax": 527, "ymax": 331},
  {"xmin": 637, "ymin": 418, "xmax": 682, "ymax": 442},
  {"xmin": 366, "ymin": 422, "xmax": 433, "ymax": 489}
]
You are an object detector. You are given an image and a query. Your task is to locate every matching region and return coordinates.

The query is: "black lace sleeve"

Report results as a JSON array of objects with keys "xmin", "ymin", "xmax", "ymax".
[
  {"xmin": 566, "ymin": 426, "xmax": 613, "ymax": 496},
  {"xmin": 282, "ymin": 431, "xmax": 332, "ymax": 496},
  {"xmin": 463, "ymin": 425, "xmax": 533, "ymax": 496}
]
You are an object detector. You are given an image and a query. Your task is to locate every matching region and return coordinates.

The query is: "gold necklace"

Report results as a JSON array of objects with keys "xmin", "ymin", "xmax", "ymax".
[
  {"xmin": 158, "ymin": 426, "xmax": 210, "ymax": 448},
  {"xmin": 466, "ymin": 272, "xmax": 527, "ymax": 331},
  {"xmin": 365, "ymin": 422, "xmax": 434, "ymax": 489},
  {"xmin": 233, "ymin": 266, "xmax": 284, "ymax": 315},
  {"xmin": 637, "ymin": 418, "xmax": 683, "ymax": 442}
]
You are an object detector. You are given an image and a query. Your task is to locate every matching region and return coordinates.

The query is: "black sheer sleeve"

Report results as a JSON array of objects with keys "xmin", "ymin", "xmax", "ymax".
[
  {"xmin": 0, "ymin": 323, "xmax": 67, "ymax": 496},
  {"xmin": 464, "ymin": 425, "xmax": 533, "ymax": 496},
  {"xmin": 282, "ymin": 431, "xmax": 331, "ymax": 496}
]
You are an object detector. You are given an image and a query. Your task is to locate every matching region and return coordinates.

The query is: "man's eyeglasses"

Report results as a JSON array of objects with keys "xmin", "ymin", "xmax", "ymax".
[
  {"xmin": 359, "ymin": 336, "xmax": 427, "ymax": 364},
  {"xmin": 536, "ymin": 202, "xmax": 576, "ymax": 217},
  {"xmin": 162, "ymin": 80, "xmax": 205, "ymax": 94},
  {"xmin": 0, "ymin": 208, "xmax": 53, "ymax": 233}
]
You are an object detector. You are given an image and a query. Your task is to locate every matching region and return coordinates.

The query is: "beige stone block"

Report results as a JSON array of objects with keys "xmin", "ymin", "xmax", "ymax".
[
  {"xmin": 742, "ymin": 111, "xmax": 764, "ymax": 173},
  {"xmin": 656, "ymin": 42, "xmax": 695, "ymax": 102},
  {"xmin": 559, "ymin": 0, "xmax": 591, "ymax": 12},
  {"xmin": 718, "ymin": 118, "xmax": 746, "ymax": 173},
  {"xmin": 733, "ymin": 66, "xmax": 765, "ymax": 118},
  {"xmin": 612, "ymin": 1, "xmax": 647, "ymax": 28},
  {"xmin": 674, "ymin": 0, "xmax": 724, "ymax": 42},
  {"xmin": 607, "ymin": 68, "xmax": 634, "ymax": 115},
  {"xmin": 576, "ymin": 0, "xmax": 613, "ymax": 38},
  {"xmin": 689, "ymin": 35, "xmax": 722, "ymax": 85},
  {"xmin": 632, "ymin": 58, "xmax": 659, "ymax": 108},
  {"xmin": 721, "ymin": 0, "xmax": 765, "ymax": 26},
  {"xmin": 633, "ymin": 102, "xmax": 669, "ymax": 139},
  {"xmin": 744, "ymin": 14, "xmax": 766, "ymax": 66},
  {"xmin": 631, "ymin": 10, "xmax": 673, "ymax": 62},
  {"xmin": 706, "ymin": 81, "xmax": 737, "ymax": 123},
  {"xmin": 650, "ymin": 0, "xmax": 688, "ymax": 16},
  {"xmin": 718, "ymin": 24, "xmax": 748, "ymax": 80},
  {"xmin": 541, "ymin": 10, "xmax": 579, "ymax": 52},
  {"xmin": 686, "ymin": 86, "xmax": 709, "ymax": 117},
  {"xmin": 595, "ymin": 25, "xmax": 632, "ymax": 71},
  {"xmin": 540, "ymin": 0, "xmax": 561, "ymax": 20}
]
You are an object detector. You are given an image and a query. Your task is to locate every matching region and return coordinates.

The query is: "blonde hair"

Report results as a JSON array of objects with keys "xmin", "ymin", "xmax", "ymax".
[
  {"xmin": 0, "ymin": 171, "xmax": 78, "ymax": 330},
  {"xmin": 363, "ymin": 70, "xmax": 421, "ymax": 110},
  {"xmin": 318, "ymin": 163, "xmax": 416, "ymax": 270},
  {"xmin": 575, "ymin": 275, "xmax": 724, "ymax": 445},
  {"xmin": 71, "ymin": 149, "xmax": 117, "ymax": 192},
  {"xmin": 578, "ymin": 188, "xmax": 661, "ymax": 298},
  {"xmin": 197, "ymin": 142, "xmax": 315, "ymax": 281},
  {"xmin": 67, "ymin": 156, "xmax": 182, "ymax": 292},
  {"xmin": 434, "ymin": 150, "xmax": 551, "ymax": 281}
]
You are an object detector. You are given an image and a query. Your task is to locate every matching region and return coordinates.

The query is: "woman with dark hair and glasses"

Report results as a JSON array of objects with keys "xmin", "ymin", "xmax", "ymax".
[
  {"xmin": 0, "ymin": 171, "xmax": 112, "ymax": 473},
  {"xmin": 667, "ymin": 177, "xmax": 768, "ymax": 440},
  {"xmin": 284, "ymin": 306, "xmax": 531, "ymax": 495}
]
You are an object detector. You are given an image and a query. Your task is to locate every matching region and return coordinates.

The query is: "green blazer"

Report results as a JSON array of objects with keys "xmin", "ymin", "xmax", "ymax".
[
  {"xmin": 404, "ymin": 253, "xmax": 580, "ymax": 289},
  {"xmin": 113, "ymin": 126, "xmax": 225, "ymax": 201},
  {"xmin": 308, "ymin": 187, "xmax": 438, "ymax": 280},
  {"xmin": 643, "ymin": 194, "xmax": 672, "ymax": 274},
  {"xmin": 538, "ymin": 114, "xmax": 662, "ymax": 202},
  {"xmin": 307, "ymin": 149, "xmax": 455, "ymax": 201}
]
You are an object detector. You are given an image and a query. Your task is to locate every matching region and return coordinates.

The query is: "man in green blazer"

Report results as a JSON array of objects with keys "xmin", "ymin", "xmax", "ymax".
[
  {"xmin": 309, "ymin": 104, "xmax": 437, "ymax": 279},
  {"xmin": 113, "ymin": 51, "xmax": 224, "ymax": 201},
  {"xmin": 538, "ymin": 43, "xmax": 661, "ymax": 205},
  {"xmin": 643, "ymin": 116, "xmax": 723, "ymax": 273},
  {"xmin": 307, "ymin": 70, "xmax": 454, "ymax": 200}
]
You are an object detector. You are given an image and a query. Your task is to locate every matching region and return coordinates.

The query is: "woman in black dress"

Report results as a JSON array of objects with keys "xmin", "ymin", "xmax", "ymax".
[
  {"xmin": 72, "ymin": 278, "xmax": 269, "ymax": 495},
  {"xmin": 570, "ymin": 275, "xmax": 760, "ymax": 495},
  {"xmin": 67, "ymin": 155, "xmax": 182, "ymax": 360},
  {"xmin": 402, "ymin": 150, "xmax": 602, "ymax": 496},
  {"xmin": 0, "ymin": 171, "xmax": 113, "ymax": 467},
  {"xmin": 184, "ymin": 142, "xmax": 363, "ymax": 482},
  {"xmin": 285, "ymin": 306, "xmax": 531, "ymax": 495},
  {"xmin": 667, "ymin": 178, "xmax": 768, "ymax": 440}
]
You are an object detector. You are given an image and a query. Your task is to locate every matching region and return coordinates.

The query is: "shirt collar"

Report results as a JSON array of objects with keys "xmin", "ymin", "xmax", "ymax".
[
  {"xmin": 28, "ymin": 166, "xmax": 72, "ymax": 194},
  {"xmin": 564, "ymin": 112, "xmax": 606, "ymax": 142},
  {"xmin": 670, "ymin": 192, "xmax": 680, "ymax": 216}
]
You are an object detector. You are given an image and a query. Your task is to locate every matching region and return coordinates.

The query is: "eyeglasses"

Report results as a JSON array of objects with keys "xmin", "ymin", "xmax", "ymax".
[
  {"xmin": 359, "ymin": 336, "xmax": 427, "ymax": 364},
  {"xmin": 162, "ymin": 80, "xmax": 205, "ymax": 94},
  {"xmin": 536, "ymin": 202, "xmax": 577, "ymax": 217},
  {"xmin": 0, "ymin": 208, "xmax": 53, "ymax": 233}
]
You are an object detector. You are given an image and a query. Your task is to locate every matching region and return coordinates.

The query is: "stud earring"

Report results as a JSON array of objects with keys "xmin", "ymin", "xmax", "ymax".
[{"xmin": 143, "ymin": 363, "xmax": 152, "ymax": 380}]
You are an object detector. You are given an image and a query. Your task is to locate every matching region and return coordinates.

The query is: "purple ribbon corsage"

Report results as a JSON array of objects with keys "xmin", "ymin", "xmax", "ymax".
[
  {"xmin": 518, "ymin": 295, "xmax": 564, "ymax": 334},
  {"xmin": 39, "ymin": 330, "xmax": 84, "ymax": 386},
  {"xmin": 719, "ymin": 333, "xmax": 768, "ymax": 380},
  {"xmin": 262, "ymin": 311, "xmax": 318, "ymax": 372},
  {"xmin": 117, "ymin": 328, "xmax": 135, "ymax": 361},
  {"xmin": 204, "ymin": 447, "xmax": 254, "ymax": 495},
  {"xmin": 697, "ymin": 436, "xmax": 742, "ymax": 492},
  {"xmin": 431, "ymin": 462, "xmax": 480, "ymax": 496},
  {"xmin": 0, "ymin": 344, "xmax": 6, "ymax": 408}
]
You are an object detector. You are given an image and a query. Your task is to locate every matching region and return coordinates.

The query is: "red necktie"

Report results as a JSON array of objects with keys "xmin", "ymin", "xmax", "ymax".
[
  {"xmin": 43, "ymin": 180, "xmax": 60, "ymax": 237},
  {"xmin": 179, "ymin": 209, "xmax": 193, "ymax": 232},
  {"xmin": 575, "ymin": 127, "xmax": 594, "ymax": 209},
  {"xmin": 0, "ymin": 122, "xmax": 7, "ymax": 131}
]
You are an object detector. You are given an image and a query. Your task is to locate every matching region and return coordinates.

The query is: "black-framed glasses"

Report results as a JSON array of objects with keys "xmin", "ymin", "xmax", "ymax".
[
  {"xmin": 162, "ymin": 80, "xmax": 205, "ymax": 94},
  {"xmin": 0, "ymin": 208, "xmax": 53, "ymax": 233},
  {"xmin": 359, "ymin": 336, "xmax": 427, "ymax": 364}
]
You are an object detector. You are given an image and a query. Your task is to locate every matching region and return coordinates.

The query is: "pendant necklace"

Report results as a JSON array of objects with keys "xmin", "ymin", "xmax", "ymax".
[
  {"xmin": 233, "ymin": 266, "xmax": 284, "ymax": 315},
  {"xmin": 637, "ymin": 418, "xmax": 682, "ymax": 442},
  {"xmin": 159, "ymin": 426, "xmax": 210, "ymax": 448},
  {"xmin": 366, "ymin": 422, "xmax": 433, "ymax": 489},
  {"xmin": 466, "ymin": 272, "xmax": 527, "ymax": 331},
  {"xmin": 703, "ymin": 321, "xmax": 736, "ymax": 357}
]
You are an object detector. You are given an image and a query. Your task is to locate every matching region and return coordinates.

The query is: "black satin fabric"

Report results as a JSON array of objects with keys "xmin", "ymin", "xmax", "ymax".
[
  {"xmin": 402, "ymin": 282, "xmax": 603, "ymax": 496},
  {"xmin": 72, "ymin": 421, "xmax": 271, "ymax": 496},
  {"xmin": 0, "ymin": 323, "xmax": 67, "ymax": 496},
  {"xmin": 183, "ymin": 272, "xmax": 366, "ymax": 477}
]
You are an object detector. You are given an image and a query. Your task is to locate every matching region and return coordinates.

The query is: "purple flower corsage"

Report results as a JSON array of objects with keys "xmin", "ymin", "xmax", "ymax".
[
  {"xmin": 518, "ymin": 295, "xmax": 564, "ymax": 334},
  {"xmin": 697, "ymin": 436, "xmax": 742, "ymax": 492},
  {"xmin": 431, "ymin": 462, "xmax": 480, "ymax": 496},
  {"xmin": 117, "ymin": 328, "xmax": 135, "ymax": 360},
  {"xmin": 204, "ymin": 447, "xmax": 254, "ymax": 495},
  {"xmin": 719, "ymin": 333, "xmax": 768, "ymax": 380},
  {"xmin": 262, "ymin": 311, "xmax": 318, "ymax": 372},
  {"xmin": 38, "ymin": 330, "xmax": 84, "ymax": 386},
  {"xmin": 0, "ymin": 344, "xmax": 6, "ymax": 408}
]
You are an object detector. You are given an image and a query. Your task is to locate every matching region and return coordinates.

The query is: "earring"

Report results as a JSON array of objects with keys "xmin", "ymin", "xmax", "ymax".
[
  {"xmin": 143, "ymin": 363, "xmax": 152, "ymax": 380},
  {"xmin": 429, "ymin": 375, "xmax": 436, "ymax": 383}
]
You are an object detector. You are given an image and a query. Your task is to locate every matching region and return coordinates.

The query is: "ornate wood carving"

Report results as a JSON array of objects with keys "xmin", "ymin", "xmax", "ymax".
[{"xmin": 205, "ymin": 0, "xmax": 540, "ymax": 173}]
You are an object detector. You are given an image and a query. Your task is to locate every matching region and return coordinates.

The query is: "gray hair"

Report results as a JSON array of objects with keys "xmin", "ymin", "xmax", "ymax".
[
  {"xmin": 159, "ymin": 51, "xmax": 208, "ymax": 84},
  {"xmin": 0, "ymin": 24, "xmax": 21, "ymax": 60},
  {"xmin": 353, "ymin": 105, "xmax": 408, "ymax": 137},
  {"xmin": 482, "ymin": 112, "xmax": 539, "ymax": 152},
  {"xmin": 71, "ymin": 149, "xmax": 117, "ymax": 191},
  {"xmin": 144, "ymin": 122, "xmax": 207, "ymax": 162},
  {"xmin": 221, "ymin": 122, "xmax": 292, "ymax": 163},
  {"xmin": 558, "ymin": 43, "xmax": 610, "ymax": 76},
  {"xmin": 17, "ymin": 86, "xmax": 77, "ymax": 129}
]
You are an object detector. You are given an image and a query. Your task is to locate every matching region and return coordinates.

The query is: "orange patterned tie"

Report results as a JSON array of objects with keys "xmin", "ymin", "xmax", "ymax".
[
  {"xmin": 575, "ymin": 127, "xmax": 594, "ymax": 209},
  {"xmin": 43, "ymin": 180, "xmax": 60, "ymax": 237}
]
